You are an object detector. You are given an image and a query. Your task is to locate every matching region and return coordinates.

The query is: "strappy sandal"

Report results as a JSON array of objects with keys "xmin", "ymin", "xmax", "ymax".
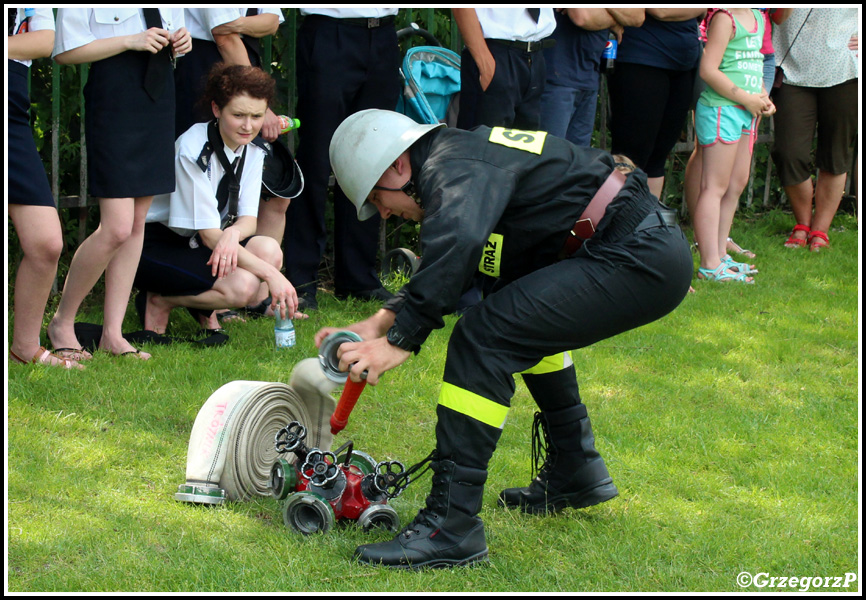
[
  {"xmin": 10, "ymin": 346, "xmax": 85, "ymax": 370},
  {"xmin": 722, "ymin": 254, "xmax": 758, "ymax": 275},
  {"xmin": 784, "ymin": 224, "xmax": 811, "ymax": 248},
  {"xmin": 808, "ymin": 230, "xmax": 829, "ymax": 252},
  {"xmin": 51, "ymin": 347, "xmax": 93, "ymax": 361},
  {"xmin": 726, "ymin": 237, "xmax": 756, "ymax": 259},
  {"xmin": 697, "ymin": 263, "xmax": 755, "ymax": 284}
]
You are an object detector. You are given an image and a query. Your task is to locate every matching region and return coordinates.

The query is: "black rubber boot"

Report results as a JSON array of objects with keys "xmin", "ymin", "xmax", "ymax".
[
  {"xmin": 354, "ymin": 405, "xmax": 501, "ymax": 569},
  {"xmin": 498, "ymin": 403, "xmax": 618, "ymax": 514}
]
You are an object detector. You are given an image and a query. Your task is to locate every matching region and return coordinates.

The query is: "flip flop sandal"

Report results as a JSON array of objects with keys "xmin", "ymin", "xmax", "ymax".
[
  {"xmin": 784, "ymin": 224, "xmax": 811, "ymax": 248},
  {"xmin": 216, "ymin": 309, "xmax": 246, "ymax": 324},
  {"xmin": 726, "ymin": 237, "xmax": 756, "ymax": 259},
  {"xmin": 52, "ymin": 347, "xmax": 93, "ymax": 361},
  {"xmin": 240, "ymin": 297, "xmax": 273, "ymax": 319},
  {"xmin": 117, "ymin": 348, "xmax": 151, "ymax": 360},
  {"xmin": 697, "ymin": 263, "xmax": 755, "ymax": 284}
]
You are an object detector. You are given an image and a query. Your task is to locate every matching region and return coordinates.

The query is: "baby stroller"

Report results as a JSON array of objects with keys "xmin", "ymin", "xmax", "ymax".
[
  {"xmin": 396, "ymin": 23, "xmax": 462, "ymax": 127},
  {"xmin": 382, "ymin": 24, "xmax": 462, "ymax": 282}
]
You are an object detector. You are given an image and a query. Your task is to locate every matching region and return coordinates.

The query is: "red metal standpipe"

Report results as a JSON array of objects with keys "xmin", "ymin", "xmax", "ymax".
[
  {"xmin": 330, "ymin": 375, "xmax": 367, "ymax": 435},
  {"xmin": 319, "ymin": 331, "xmax": 369, "ymax": 435}
]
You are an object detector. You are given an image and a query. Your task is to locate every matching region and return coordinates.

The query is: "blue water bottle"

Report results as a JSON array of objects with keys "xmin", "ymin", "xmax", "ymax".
[{"xmin": 274, "ymin": 308, "xmax": 296, "ymax": 349}]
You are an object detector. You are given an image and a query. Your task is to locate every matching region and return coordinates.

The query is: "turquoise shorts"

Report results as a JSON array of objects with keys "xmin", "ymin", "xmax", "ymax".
[{"xmin": 695, "ymin": 102, "xmax": 757, "ymax": 149}]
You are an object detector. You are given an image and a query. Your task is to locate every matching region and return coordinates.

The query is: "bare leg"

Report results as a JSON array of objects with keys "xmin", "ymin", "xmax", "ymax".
[
  {"xmin": 100, "ymin": 196, "xmax": 153, "ymax": 358},
  {"xmin": 694, "ymin": 141, "xmax": 739, "ymax": 270},
  {"xmin": 717, "ymin": 133, "xmax": 754, "ymax": 261},
  {"xmin": 810, "ymin": 170, "xmax": 847, "ymax": 235},
  {"xmin": 255, "ymin": 196, "xmax": 290, "ymax": 244},
  {"xmin": 9, "ymin": 204, "xmax": 70, "ymax": 366},
  {"xmin": 647, "ymin": 175, "xmax": 664, "ymax": 201},
  {"xmin": 784, "ymin": 178, "xmax": 814, "ymax": 245},
  {"xmin": 144, "ymin": 270, "xmax": 261, "ymax": 334},
  {"xmin": 49, "ymin": 197, "xmax": 135, "ymax": 353},
  {"xmin": 683, "ymin": 145, "xmax": 702, "ymax": 219}
]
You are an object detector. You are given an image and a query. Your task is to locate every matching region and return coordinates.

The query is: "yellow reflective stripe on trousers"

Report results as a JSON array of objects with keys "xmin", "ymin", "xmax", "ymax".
[
  {"xmin": 439, "ymin": 382, "xmax": 510, "ymax": 429},
  {"xmin": 521, "ymin": 352, "xmax": 574, "ymax": 376}
]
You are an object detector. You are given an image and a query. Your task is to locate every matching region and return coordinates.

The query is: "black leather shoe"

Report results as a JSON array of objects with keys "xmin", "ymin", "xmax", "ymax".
[
  {"xmin": 354, "ymin": 512, "xmax": 489, "ymax": 570},
  {"xmin": 354, "ymin": 460, "xmax": 489, "ymax": 570}
]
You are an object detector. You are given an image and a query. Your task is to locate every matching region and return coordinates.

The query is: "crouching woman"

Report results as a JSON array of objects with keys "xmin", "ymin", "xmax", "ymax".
[{"xmin": 135, "ymin": 63, "xmax": 303, "ymax": 332}]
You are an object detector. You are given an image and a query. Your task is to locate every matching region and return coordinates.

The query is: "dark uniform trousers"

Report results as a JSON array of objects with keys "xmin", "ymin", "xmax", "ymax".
[
  {"xmin": 457, "ymin": 39, "xmax": 547, "ymax": 131},
  {"xmin": 284, "ymin": 15, "xmax": 401, "ymax": 297},
  {"xmin": 439, "ymin": 207, "xmax": 692, "ymax": 452}
]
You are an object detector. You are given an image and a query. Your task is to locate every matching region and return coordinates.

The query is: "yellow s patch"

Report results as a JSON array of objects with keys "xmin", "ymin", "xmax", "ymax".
[
  {"xmin": 488, "ymin": 127, "xmax": 548, "ymax": 155},
  {"xmin": 479, "ymin": 233, "xmax": 503, "ymax": 278}
]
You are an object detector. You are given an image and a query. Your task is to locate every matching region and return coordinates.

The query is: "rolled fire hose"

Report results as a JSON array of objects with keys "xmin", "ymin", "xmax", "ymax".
[{"xmin": 175, "ymin": 358, "xmax": 340, "ymax": 505}]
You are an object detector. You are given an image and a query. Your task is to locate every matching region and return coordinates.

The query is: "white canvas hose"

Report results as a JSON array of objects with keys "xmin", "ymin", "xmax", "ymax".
[{"xmin": 175, "ymin": 358, "xmax": 340, "ymax": 504}]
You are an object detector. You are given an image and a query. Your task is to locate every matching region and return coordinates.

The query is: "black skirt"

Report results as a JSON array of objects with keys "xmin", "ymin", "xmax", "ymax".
[
  {"xmin": 135, "ymin": 222, "xmax": 257, "ymax": 297},
  {"xmin": 7, "ymin": 60, "xmax": 55, "ymax": 207},
  {"xmin": 84, "ymin": 50, "xmax": 175, "ymax": 198}
]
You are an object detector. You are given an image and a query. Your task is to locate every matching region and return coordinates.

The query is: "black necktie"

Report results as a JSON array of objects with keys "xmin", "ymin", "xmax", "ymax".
[
  {"xmin": 527, "ymin": 8, "xmax": 540, "ymax": 23},
  {"xmin": 142, "ymin": 8, "xmax": 171, "ymax": 101},
  {"xmin": 208, "ymin": 120, "xmax": 247, "ymax": 228}
]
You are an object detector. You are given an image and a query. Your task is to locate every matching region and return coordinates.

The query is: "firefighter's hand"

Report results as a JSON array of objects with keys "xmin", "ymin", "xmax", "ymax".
[
  {"xmin": 336, "ymin": 337, "xmax": 410, "ymax": 386},
  {"xmin": 314, "ymin": 310, "xmax": 396, "ymax": 348}
]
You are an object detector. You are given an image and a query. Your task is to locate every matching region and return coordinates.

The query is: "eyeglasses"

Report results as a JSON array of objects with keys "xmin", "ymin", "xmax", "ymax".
[{"xmin": 372, "ymin": 178, "xmax": 417, "ymax": 199}]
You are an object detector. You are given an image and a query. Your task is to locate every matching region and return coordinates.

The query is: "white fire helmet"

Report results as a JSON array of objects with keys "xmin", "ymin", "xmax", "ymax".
[{"xmin": 329, "ymin": 109, "xmax": 444, "ymax": 221}]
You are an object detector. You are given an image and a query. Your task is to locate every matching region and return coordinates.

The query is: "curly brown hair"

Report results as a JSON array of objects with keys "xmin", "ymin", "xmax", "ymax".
[{"xmin": 198, "ymin": 63, "xmax": 276, "ymax": 113}]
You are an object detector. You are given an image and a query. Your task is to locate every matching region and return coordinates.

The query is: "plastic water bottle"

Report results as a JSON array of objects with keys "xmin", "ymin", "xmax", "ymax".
[
  {"xmin": 275, "ymin": 311, "xmax": 296, "ymax": 349},
  {"xmin": 278, "ymin": 115, "xmax": 300, "ymax": 134}
]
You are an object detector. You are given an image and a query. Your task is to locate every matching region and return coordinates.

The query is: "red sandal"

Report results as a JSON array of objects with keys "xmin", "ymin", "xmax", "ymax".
[
  {"xmin": 807, "ymin": 230, "xmax": 829, "ymax": 252},
  {"xmin": 784, "ymin": 224, "xmax": 811, "ymax": 248}
]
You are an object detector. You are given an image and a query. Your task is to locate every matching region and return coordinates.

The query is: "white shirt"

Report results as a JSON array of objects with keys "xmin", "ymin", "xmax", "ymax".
[
  {"xmin": 772, "ymin": 8, "xmax": 859, "ymax": 89},
  {"xmin": 9, "ymin": 8, "xmax": 56, "ymax": 67},
  {"xmin": 53, "ymin": 8, "xmax": 185, "ymax": 57},
  {"xmin": 474, "ymin": 8, "xmax": 556, "ymax": 42},
  {"xmin": 299, "ymin": 8, "xmax": 399, "ymax": 19},
  {"xmin": 147, "ymin": 122, "xmax": 266, "ymax": 238},
  {"xmin": 184, "ymin": 8, "xmax": 285, "ymax": 42}
]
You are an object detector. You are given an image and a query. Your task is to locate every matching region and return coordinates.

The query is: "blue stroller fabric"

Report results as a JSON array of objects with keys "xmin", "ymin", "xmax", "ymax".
[{"xmin": 397, "ymin": 46, "xmax": 461, "ymax": 125}]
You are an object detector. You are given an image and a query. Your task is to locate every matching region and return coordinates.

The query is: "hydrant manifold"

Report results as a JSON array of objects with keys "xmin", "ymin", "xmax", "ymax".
[{"xmin": 269, "ymin": 421, "xmax": 405, "ymax": 534}]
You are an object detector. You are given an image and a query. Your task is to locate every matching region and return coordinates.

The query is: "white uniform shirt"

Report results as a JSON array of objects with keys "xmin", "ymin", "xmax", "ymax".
[
  {"xmin": 299, "ymin": 8, "xmax": 399, "ymax": 19},
  {"xmin": 146, "ymin": 122, "xmax": 266, "ymax": 238},
  {"xmin": 474, "ymin": 8, "xmax": 556, "ymax": 42},
  {"xmin": 9, "ymin": 8, "xmax": 56, "ymax": 67},
  {"xmin": 53, "ymin": 8, "xmax": 185, "ymax": 57},
  {"xmin": 184, "ymin": 8, "xmax": 284, "ymax": 42}
]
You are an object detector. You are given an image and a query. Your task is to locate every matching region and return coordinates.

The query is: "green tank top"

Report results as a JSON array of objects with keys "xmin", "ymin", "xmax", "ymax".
[{"xmin": 699, "ymin": 9, "xmax": 765, "ymax": 108}]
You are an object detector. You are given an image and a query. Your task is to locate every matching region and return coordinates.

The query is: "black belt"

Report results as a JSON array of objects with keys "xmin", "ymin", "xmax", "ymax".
[
  {"xmin": 635, "ymin": 207, "xmax": 678, "ymax": 233},
  {"xmin": 488, "ymin": 38, "xmax": 556, "ymax": 53},
  {"xmin": 307, "ymin": 14, "xmax": 395, "ymax": 28}
]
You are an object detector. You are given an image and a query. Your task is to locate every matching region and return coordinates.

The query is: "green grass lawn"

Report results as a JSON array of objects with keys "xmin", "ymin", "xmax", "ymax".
[{"xmin": 6, "ymin": 209, "xmax": 860, "ymax": 592}]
